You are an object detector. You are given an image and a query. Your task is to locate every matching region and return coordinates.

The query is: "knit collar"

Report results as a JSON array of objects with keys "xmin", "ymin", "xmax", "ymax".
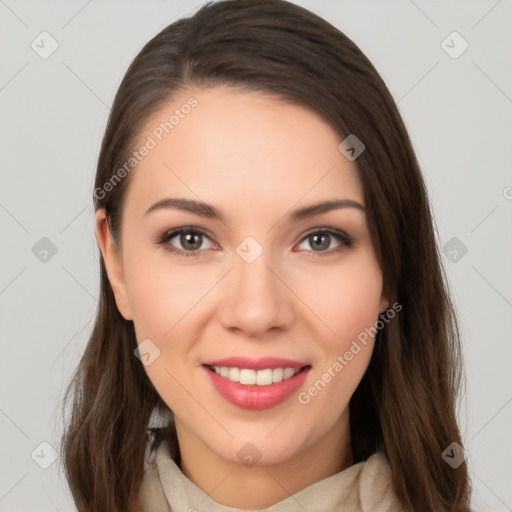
[{"xmin": 138, "ymin": 439, "xmax": 404, "ymax": 512}]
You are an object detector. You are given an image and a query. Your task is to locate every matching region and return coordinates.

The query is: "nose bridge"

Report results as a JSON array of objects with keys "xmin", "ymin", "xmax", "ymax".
[{"xmin": 218, "ymin": 240, "xmax": 293, "ymax": 334}]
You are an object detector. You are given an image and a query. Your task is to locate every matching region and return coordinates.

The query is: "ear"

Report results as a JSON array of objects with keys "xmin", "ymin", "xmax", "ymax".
[
  {"xmin": 378, "ymin": 292, "xmax": 390, "ymax": 315},
  {"xmin": 95, "ymin": 208, "xmax": 133, "ymax": 320}
]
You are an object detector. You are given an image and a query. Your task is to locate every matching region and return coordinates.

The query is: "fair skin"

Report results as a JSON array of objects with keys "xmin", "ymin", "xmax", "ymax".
[{"xmin": 95, "ymin": 86, "xmax": 389, "ymax": 508}]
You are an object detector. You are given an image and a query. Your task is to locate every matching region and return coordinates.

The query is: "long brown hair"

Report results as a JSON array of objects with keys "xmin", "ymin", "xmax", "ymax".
[{"xmin": 60, "ymin": 1, "xmax": 472, "ymax": 510}]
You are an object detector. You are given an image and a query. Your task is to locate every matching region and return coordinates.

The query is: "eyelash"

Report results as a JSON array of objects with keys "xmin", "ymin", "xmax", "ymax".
[{"xmin": 156, "ymin": 226, "xmax": 353, "ymax": 259}]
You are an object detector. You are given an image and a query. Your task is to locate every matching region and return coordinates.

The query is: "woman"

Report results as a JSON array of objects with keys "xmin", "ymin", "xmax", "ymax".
[{"xmin": 60, "ymin": 1, "xmax": 473, "ymax": 510}]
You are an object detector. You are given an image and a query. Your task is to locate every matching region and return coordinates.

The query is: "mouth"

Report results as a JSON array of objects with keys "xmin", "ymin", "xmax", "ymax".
[{"xmin": 201, "ymin": 360, "xmax": 312, "ymax": 410}]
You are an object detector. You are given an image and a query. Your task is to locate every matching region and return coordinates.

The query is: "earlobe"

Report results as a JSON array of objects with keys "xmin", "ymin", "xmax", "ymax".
[
  {"xmin": 95, "ymin": 209, "xmax": 133, "ymax": 321},
  {"xmin": 379, "ymin": 295, "xmax": 391, "ymax": 315}
]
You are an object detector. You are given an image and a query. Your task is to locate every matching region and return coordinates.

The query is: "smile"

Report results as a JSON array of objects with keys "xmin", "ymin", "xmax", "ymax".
[
  {"xmin": 207, "ymin": 366, "xmax": 302, "ymax": 386},
  {"xmin": 202, "ymin": 361, "xmax": 311, "ymax": 410}
]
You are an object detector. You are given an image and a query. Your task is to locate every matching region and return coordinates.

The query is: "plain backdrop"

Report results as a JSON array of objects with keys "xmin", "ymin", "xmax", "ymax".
[{"xmin": 1, "ymin": 1, "xmax": 511, "ymax": 510}]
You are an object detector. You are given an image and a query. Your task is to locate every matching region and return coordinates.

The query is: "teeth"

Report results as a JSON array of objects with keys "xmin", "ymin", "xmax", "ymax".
[
  {"xmin": 211, "ymin": 366, "xmax": 301, "ymax": 385},
  {"xmin": 256, "ymin": 369, "xmax": 272, "ymax": 386},
  {"xmin": 228, "ymin": 367, "xmax": 240, "ymax": 382},
  {"xmin": 239, "ymin": 369, "xmax": 256, "ymax": 385},
  {"xmin": 272, "ymin": 368, "xmax": 283, "ymax": 383},
  {"xmin": 283, "ymin": 368, "xmax": 296, "ymax": 379}
]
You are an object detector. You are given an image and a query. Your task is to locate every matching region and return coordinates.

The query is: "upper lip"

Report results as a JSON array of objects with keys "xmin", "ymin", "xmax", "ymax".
[{"xmin": 202, "ymin": 356, "xmax": 310, "ymax": 371}]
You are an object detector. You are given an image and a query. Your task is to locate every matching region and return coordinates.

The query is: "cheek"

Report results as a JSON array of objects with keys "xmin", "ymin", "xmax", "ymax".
[
  {"xmin": 295, "ymin": 259, "xmax": 382, "ymax": 418},
  {"xmin": 122, "ymin": 245, "xmax": 214, "ymax": 340},
  {"xmin": 297, "ymin": 253, "xmax": 384, "ymax": 344},
  {"xmin": 122, "ymin": 249, "xmax": 211, "ymax": 407}
]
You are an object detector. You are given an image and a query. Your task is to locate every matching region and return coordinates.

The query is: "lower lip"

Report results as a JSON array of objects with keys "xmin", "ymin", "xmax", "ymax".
[{"xmin": 202, "ymin": 366, "xmax": 311, "ymax": 410}]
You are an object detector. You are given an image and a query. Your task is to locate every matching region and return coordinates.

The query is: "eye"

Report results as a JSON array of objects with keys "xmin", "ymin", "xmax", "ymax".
[
  {"xmin": 156, "ymin": 226, "xmax": 352, "ymax": 258},
  {"xmin": 295, "ymin": 228, "xmax": 352, "ymax": 256},
  {"xmin": 156, "ymin": 227, "xmax": 217, "ymax": 257}
]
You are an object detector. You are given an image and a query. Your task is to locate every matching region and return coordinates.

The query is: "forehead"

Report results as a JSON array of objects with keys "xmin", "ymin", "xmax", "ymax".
[{"xmin": 124, "ymin": 86, "xmax": 364, "ymax": 218}]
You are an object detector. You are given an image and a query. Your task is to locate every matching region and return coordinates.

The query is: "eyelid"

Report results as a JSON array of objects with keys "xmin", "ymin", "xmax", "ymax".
[
  {"xmin": 298, "ymin": 226, "xmax": 351, "ymax": 244},
  {"xmin": 157, "ymin": 225, "xmax": 215, "ymax": 242}
]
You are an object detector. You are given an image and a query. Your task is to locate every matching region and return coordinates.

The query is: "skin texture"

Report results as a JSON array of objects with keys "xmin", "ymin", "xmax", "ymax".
[{"xmin": 95, "ymin": 86, "xmax": 389, "ymax": 508}]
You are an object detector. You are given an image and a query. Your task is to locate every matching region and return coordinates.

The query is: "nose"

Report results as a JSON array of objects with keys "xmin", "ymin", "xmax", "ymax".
[{"xmin": 217, "ymin": 250, "xmax": 295, "ymax": 337}]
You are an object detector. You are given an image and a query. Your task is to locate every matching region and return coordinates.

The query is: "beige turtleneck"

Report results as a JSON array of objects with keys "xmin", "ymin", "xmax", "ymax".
[{"xmin": 137, "ymin": 438, "xmax": 407, "ymax": 512}]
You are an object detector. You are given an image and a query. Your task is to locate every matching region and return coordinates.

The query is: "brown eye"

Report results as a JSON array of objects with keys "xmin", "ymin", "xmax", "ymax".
[
  {"xmin": 296, "ymin": 229, "xmax": 352, "ymax": 256},
  {"xmin": 307, "ymin": 233, "xmax": 331, "ymax": 251},
  {"xmin": 179, "ymin": 231, "xmax": 204, "ymax": 251},
  {"xmin": 157, "ymin": 228, "xmax": 216, "ymax": 256}
]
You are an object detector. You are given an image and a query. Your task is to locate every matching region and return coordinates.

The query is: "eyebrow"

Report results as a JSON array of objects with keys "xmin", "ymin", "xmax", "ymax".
[{"xmin": 144, "ymin": 197, "xmax": 365, "ymax": 222}]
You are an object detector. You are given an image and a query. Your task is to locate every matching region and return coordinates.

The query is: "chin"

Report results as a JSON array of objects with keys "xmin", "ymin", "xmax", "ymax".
[{"xmin": 213, "ymin": 424, "xmax": 313, "ymax": 467}]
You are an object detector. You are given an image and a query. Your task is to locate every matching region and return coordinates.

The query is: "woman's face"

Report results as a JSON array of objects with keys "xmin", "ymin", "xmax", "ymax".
[{"xmin": 96, "ymin": 86, "xmax": 389, "ymax": 467}]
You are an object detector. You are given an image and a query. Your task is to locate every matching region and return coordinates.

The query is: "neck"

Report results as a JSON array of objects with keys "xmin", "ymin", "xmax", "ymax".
[{"xmin": 174, "ymin": 411, "xmax": 353, "ymax": 509}]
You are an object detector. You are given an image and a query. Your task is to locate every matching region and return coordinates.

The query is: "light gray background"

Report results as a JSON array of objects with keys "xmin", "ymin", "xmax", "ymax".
[{"xmin": 1, "ymin": 1, "xmax": 511, "ymax": 510}]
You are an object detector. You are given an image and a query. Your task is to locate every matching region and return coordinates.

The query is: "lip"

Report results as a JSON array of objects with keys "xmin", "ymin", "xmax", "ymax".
[
  {"xmin": 201, "ymin": 356, "xmax": 309, "ymax": 370},
  {"xmin": 202, "ymin": 363, "xmax": 311, "ymax": 410}
]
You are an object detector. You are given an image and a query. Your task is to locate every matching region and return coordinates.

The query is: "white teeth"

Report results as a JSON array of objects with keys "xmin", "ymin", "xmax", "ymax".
[
  {"xmin": 272, "ymin": 368, "xmax": 284, "ymax": 383},
  {"xmin": 239, "ymin": 369, "xmax": 256, "ymax": 385},
  {"xmin": 283, "ymin": 368, "xmax": 296, "ymax": 380},
  {"xmin": 228, "ymin": 367, "xmax": 240, "ymax": 382},
  {"xmin": 211, "ymin": 366, "xmax": 302, "ymax": 385},
  {"xmin": 256, "ymin": 369, "xmax": 273, "ymax": 386}
]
